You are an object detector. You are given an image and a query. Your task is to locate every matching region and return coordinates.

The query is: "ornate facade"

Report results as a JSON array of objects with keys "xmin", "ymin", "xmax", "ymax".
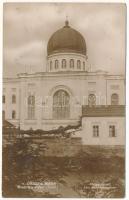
[{"xmin": 3, "ymin": 21, "xmax": 125, "ymax": 145}]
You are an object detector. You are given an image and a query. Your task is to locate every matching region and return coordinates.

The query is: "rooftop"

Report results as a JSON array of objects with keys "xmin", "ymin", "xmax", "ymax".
[{"xmin": 82, "ymin": 105, "xmax": 125, "ymax": 117}]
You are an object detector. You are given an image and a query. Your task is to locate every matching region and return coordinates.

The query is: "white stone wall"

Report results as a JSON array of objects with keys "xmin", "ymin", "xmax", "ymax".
[
  {"xmin": 81, "ymin": 117, "xmax": 125, "ymax": 145},
  {"xmin": 3, "ymin": 79, "xmax": 20, "ymax": 127},
  {"xmin": 107, "ymin": 78, "xmax": 125, "ymax": 105},
  {"xmin": 3, "ymin": 72, "xmax": 125, "ymax": 131}
]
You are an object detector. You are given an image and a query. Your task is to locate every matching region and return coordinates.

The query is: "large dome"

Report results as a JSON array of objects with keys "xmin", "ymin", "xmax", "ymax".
[{"xmin": 47, "ymin": 21, "xmax": 87, "ymax": 56}]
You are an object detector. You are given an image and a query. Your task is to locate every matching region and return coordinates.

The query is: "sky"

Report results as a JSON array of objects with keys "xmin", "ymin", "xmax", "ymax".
[{"xmin": 3, "ymin": 3, "xmax": 126, "ymax": 77}]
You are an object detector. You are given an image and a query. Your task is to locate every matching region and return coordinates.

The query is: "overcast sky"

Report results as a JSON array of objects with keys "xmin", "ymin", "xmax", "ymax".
[{"xmin": 3, "ymin": 3, "xmax": 126, "ymax": 77}]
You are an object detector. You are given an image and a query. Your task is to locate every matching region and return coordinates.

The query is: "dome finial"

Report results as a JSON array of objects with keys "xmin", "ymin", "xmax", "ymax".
[{"xmin": 65, "ymin": 15, "xmax": 69, "ymax": 27}]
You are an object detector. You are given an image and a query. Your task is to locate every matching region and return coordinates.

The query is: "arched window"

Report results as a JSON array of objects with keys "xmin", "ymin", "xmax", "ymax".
[
  {"xmin": 88, "ymin": 94, "xmax": 96, "ymax": 106},
  {"xmin": 28, "ymin": 95, "xmax": 35, "ymax": 119},
  {"xmin": 111, "ymin": 93, "xmax": 119, "ymax": 105},
  {"xmin": 55, "ymin": 60, "xmax": 59, "ymax": 69},
  {"xmin": 83, "ymin": 62, "xmax": 85, "ymax": 71},
  {"xmin": 50, "ymin": 61, "xmax": 52, "ymax": 71},
  {"xmin": 2, "ymin": 110, "xmax": 5, "ymax": 120},
  {"xmin": 12, "ymin": 94, "xmax": 16, "ymax": 104},
  {"xmin": 12, "ymin": 110, "xmax": 16, "ymax": 119},
  {"xmin": 70, "ymin": 59, "xmax": 74, "ymax": 68},
  {"xmin": 77, "ymin": 60, "xmax": 81, "ymax": 69},
  {"xmin": 53, "ymin": 90, "xmax": 70, "ymax": 119},
  {"xmin": 3, "ymin": 95, "xmax": 5, "ymax": 103},
  {"xmin": 62, "ymin": 59, "xmax": 66, "ymax": 68}
]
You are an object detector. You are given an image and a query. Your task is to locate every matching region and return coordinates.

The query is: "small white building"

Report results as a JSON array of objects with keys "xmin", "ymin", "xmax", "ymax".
[
  {"xmin": 3, "ymin": 20, "xmax": 125, "ymax": 145},
  {"xmin": 81, "ymin": 106, "xmax": 125, "ymax": 145}
]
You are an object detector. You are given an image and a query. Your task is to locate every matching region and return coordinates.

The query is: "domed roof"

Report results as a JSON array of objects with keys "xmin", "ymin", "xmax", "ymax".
[{"xmin": 47, "ymin": 21, "xmax": 87, "ymax": 56}]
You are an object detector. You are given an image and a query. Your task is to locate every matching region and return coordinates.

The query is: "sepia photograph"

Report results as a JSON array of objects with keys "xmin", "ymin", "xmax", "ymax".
[{"xmin": 2, "ymin": 2, "xmax": 126, "ymax": 198}]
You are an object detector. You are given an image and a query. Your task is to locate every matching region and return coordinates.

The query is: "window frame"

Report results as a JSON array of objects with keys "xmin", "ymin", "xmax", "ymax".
[
  {"xmin": 55, "ymin": 60, "xmax": 59, "ymax": 69},
  {"xmin": 88, "ymin": 94, "xmax": 96, "ymax": 106},
  {"xmin": 111, "ymin": 93, "xmax": 119, "ymax": 105},
  {"xmin": 77, "ymin": 60, "xmax": 81, "ymax": 69},
  {"xmin": 12, "ymin": 94, "xmax": 16, "ymax": 104},
  {"xmin": 12, "ymin": 110, "xmax": 16, "ymax": 119},
  {"xmin": 2, "ymin": 110, "xmax": 5, "ymax": 120},
  {"xmin": 83, "ymin": 61, "xmax": 85, "ymax": 70},
  {"xmin": 70, "ymin": 59, "xmax": 74, "ymax": 68},
  {"xmin": 109, "ymin": 125, "xmax": 116, "ymax": 137},
  {"xmin": 62, "ymin": 59, "xmax": 66, "ymax": 68},
  {"xmin": 28, "ymin": 95, "xmax": 35, "ymax": 120},
  {"xmin": 50, "ymin": 61, "xmax": 52, "ymax": 71},
  {"xmin": 3, "ymin": 95, "xmax": 5, "ymax": 104},
  {"xmin": 93, "ymin": 125, "xmax": 99, "ymax": 137},
  {"xmin": 53, "ymin": 90, "xmax": 70, "ymax": 119}
]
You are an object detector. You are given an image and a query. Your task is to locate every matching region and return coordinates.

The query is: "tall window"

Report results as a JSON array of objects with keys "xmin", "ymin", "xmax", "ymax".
[
  {"xmin": 55, "ymin": 60, "xmax": 59, "ymax": 69},
  {"xmin": 2, "ymin": 110, "xmax": 5, "ymax": 120},
  {"xmin": 12, "ymin": 110, "xmax": 16, "ymax": 119},
  {"xmin": 77, "ymin": 60, "xmax": 81, "ymax": 69},
  {"xmin": 111, "ymin": 93, "xmax": 119, "ymax": 105},
  {"xmin": 12, "ymin": 94, "xmax": 16, "ymax": 104},
  {"xmin": 83, "ymin": 62, "xmax": 85, "ymax": 71},
  {"xmin": 88, "ymin": 94, "xmax": 96, "ymax": 106},
  {"xmin": 28, "ymin": 95, "xmax": 35, "ymax": 119},
  {"xmin": 109, "ymin": 125, "xmax": 116, "ymax": 137},
  {"xmin": 50, "ymin": 61, "xmax": 52, "ymax": 71},
  {"xmin": 70, "ymin": 59, "xmax": 74, "ymax": 68},
  {"xmin": 93, "ymin": 125, "xmax": 99, "ymax": 137},
  {"xmin": 62, "ymin": 59, "xmax": 66, "ymax": 68},
  {"xmin": 53, "ymin": 90, "xmax": 70, "ymax": 119},
  {"xmin": 3, "ymin": 95, "xmax": 5, "ymax": 103}
]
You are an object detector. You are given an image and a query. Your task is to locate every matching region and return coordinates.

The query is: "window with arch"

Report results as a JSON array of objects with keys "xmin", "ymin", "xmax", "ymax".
[
  {"xmin": 55, "ymin": 60, "xmax": 59, "ymax": 69},
  {"xmin": 2, "ymin": 110, "xmax": 5, "ymax": 120},
  {"xmin": 3, "ymin": 95, "xmax": 5, "ymax": 103},
  {"xmin": 50, "ymin": 61, "xmax": 52, "ymax": 71},
  {"xmin": 53, "ymin": 90, "xmax": 70, "ymax": 119},
  {"xmin": 77, "ymin": 60, "xmax": 81, "ymax": 69},
  {"xmin": 88, "ymin": 94, "xmax": 96, "ymax": 106},
  {"xmin": 83, "ymin": 61, "xmax": 85, "ymax": 71},
  {"xmin": 111, "ymin": 93, "xmax": 119, "ymax": 105},
  {"xmin": 70, "ymin": 59, "xmax": 74, "ymax": 68},
  {"xmin": 12, "ymin": 94, "xmax": 16, "ymax": 104},
  {"xmin": 28, "ymin": 95, "xmax": 35, "ymax": 119},
  {"xmin": 12, "ymin": 110, "xmax": 16, "ymax": 119},
  {"xmin": 62, "ymin": 59, "xmax": 66, "ymax": 68}
]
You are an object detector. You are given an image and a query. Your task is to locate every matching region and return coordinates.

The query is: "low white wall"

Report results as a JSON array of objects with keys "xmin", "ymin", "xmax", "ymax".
[{"xmin": 81, "ymin": 117, "xmax": 125, "ymax": 145}]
